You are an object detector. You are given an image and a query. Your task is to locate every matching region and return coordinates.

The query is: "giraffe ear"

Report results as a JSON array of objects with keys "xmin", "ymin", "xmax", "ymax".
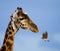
[{"xmin": 29, "ymin": 21, "xmax": 39, "ymax": 33}]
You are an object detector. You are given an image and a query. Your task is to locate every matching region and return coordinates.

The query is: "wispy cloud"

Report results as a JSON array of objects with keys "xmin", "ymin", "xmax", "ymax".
[
  {"xmin": 0, "ymin": 32, "xmax": 5, "ymax": 47},
  {"xmin": 53, "ymin": 33, "xmax": 60, "ymax": 43},
  {"xmin": 14, "ymin": 34, "xmax": 60, "ymax": 51}
]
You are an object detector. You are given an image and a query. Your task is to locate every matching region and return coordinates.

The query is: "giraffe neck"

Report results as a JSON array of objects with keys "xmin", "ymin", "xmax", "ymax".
[{"xmin": 1, "ymin": 21, "xmax": 19, "ymax": 51}]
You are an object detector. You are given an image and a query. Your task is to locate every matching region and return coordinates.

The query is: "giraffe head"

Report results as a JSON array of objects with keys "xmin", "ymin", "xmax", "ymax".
[{"xmin": 12, "ymin": 7, "xmax": 39, "ymax": 33}]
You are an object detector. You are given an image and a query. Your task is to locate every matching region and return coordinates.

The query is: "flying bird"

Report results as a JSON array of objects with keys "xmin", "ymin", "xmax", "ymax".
[{"xmin": 42, "ymin": 31, "xmax": 49, "ymax": 42}]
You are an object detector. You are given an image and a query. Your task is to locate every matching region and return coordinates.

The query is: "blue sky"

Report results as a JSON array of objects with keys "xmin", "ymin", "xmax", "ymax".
[{"xmin": 0, "ymin": 0, "xmax": 60, "ymax": 51}]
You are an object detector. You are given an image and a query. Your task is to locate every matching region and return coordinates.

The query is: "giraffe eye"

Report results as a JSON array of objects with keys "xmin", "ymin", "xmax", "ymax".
[{"xmin": 19, "ymin": 18, "xmax": 25, "ymax": 20}]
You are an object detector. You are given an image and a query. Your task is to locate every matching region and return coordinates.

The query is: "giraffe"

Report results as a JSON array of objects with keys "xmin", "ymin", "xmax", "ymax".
[{"xmin": 0, "ymin": 7, "xmax": 39, "ymax": 51}]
